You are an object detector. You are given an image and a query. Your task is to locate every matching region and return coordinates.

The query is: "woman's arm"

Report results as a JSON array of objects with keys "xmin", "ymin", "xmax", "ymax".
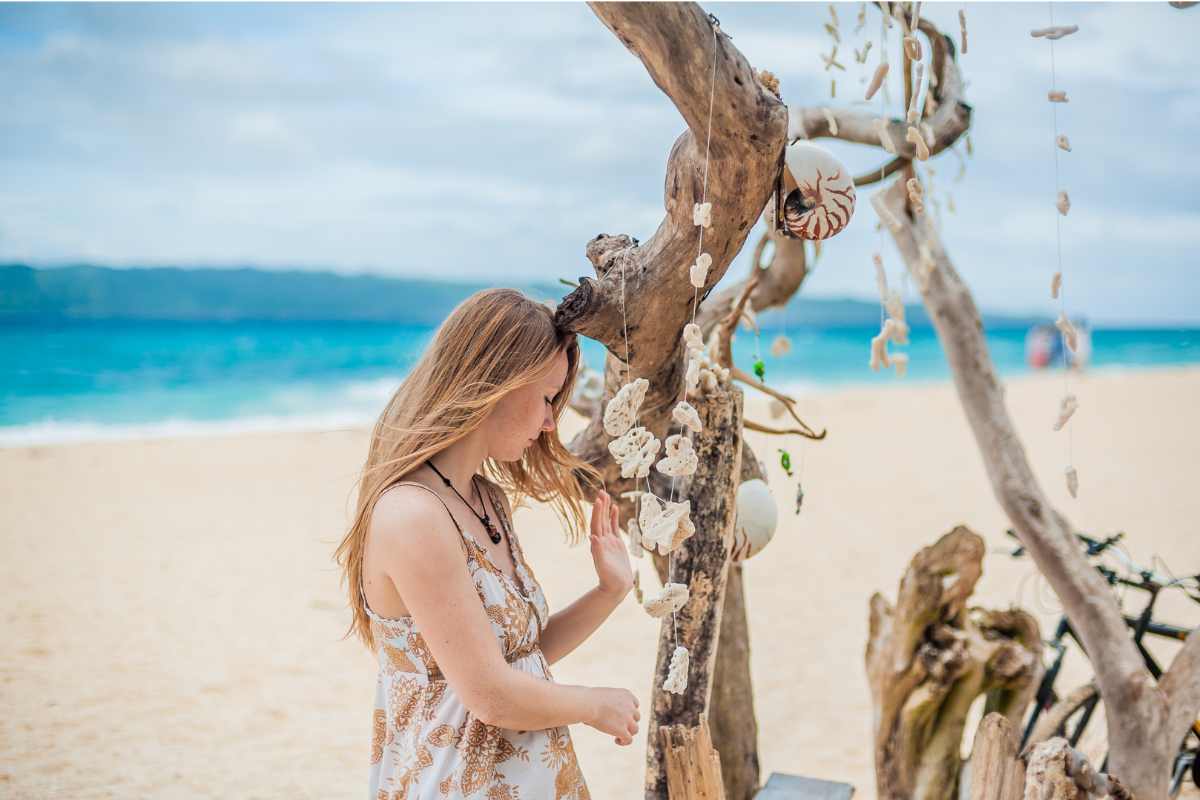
[{"xmin": 372, "ymin": 486, "xmax": 637, "ymax": 737}]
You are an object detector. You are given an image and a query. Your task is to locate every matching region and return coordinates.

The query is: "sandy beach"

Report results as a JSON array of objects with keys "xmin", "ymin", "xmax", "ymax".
[{"xmin": 2, "ymin": 365, "xmax": 1198, "ymax": 799}]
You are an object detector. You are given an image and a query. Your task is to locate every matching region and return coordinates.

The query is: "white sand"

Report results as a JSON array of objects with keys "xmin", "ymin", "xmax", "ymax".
[{"xmin": 2, "ymin": 366, "xmax": 1198, "ymax": 798}]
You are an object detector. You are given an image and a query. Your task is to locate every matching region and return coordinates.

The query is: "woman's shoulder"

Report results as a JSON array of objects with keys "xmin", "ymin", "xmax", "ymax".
[{"xmin": 371, "ymin": 481, "xmax": 461, "ymax": 550}]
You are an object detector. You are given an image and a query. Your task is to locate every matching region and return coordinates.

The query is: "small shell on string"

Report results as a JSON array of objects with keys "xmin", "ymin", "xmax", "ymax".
[
  {"xmin": 906, "ymin": 176, "xmax": 925, "ymax": 213},
  {"xmin": 1031, "ymin": 25, "xmax": 1079, "ymax": 40},
  {"xmin": 1056, "ymin": 190, "xmax": 1071, "ymax": 216},
  {"xmin": 891, "ymin": 351, "xmax": 910, "ymax": 377},
  {"xmin": 821, "ymin": 107, "xmax": 839, "ymax": 136},
  {"xmin": 672, "ymin": 400, "xmax": 702, "ymax": 433},
  {"xmin": 959, "ymin": 9, "xmax": 968, "ymax": 54},
  {"xmin": 1053, "ymin": 394, "xmax": 1079, "ymax": 431},
  {"xmin": 869, "ymin": 325, "xmax": 892, "ymax": 371},
  {"xmin": 1051, "ymin": 272, "xmax": 1062, "ymax": 299},
  {"xmin": 1056, "ymin": 134, "xmax": 1072, "ymax": 152},
  {"xmin": 683, "ymin": 322, "xmax": 704, "ymax": 351},
  {"xmin": 1048, "ymin": 90, "xmax": 1069, "ymax": 103},
  {"xmin": 781, "ymin": 141, "xmax": 857, "ymax": 240},
  {"xmin": 875, "ymin": 118, "xmax": 897, "ymax": 154},
  {"xmin": 865, "ymin": 63, "xmax": 890, "ymax": 101},
  {"xmin": 689, "ymin": 252, "xmax": 712, "ymax": 289},
  {"xmin": 730, "ymin": 478, "xmax": 779, "ymax": 561},
  {"xmin": 770, "ymin": 334, "xmax": 793, "ymax": 358},
  {"xmin": 1065, "ymin": 465, "xmax": 1079, "ymax": 498},
  {"xmin": 608, "ymin": 426, "xmax": 661, "ymax": 479},
  {"xmin": 643, "ymin": 582, "xmax": 689, "ymax": 618},
  {"xmin": 639, "ymin": 495, "xmax": 695, "ymax": 555},
  {"xmin": 656, "ymin": 434, "xmax": 698, "ymax": 478},
  {"xmin": 603, "ymin": 378, "xmax": 650, "ymax": 437},
  {"xmin": 1055, "ymin": 313, "xmax": 1079, "ymax": 353},
  {"xmin": 626, "ymin": 519, "xmax": 644, "ymax": 560},
  {"xmin": 906, "ymin": 127, "xmax": 930, "ymax": 161},
  {"xmin": 907, "ymin": 64, "xmax": 925, "ymax": 124},
  {"xmin": 693, "ymin": 202, "xmax": 713, "ymax": 229},
  {"xmin": 663, "ymin": 645, "xmax": 690, "ymax": 694}
]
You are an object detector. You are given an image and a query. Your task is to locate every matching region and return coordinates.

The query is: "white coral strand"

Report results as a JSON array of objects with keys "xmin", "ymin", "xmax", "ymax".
[
  {"xmin": 685, "ymin": 358, "xmax": 701, "ymax": 395},
  {"xmin": 693, "ymin": 202, "xmax": 713, "ymax": 229},
  {"xmin": 1051, "ymin": 272, "xmax": 1063, "ymax": 299},
  {"xmin": 1053, "ymin": 394, "xmax": 1079, "ymax": 431},
  {"xmin": 639, "ymin": 495, "xmax": 695, "ymax": 555},
  {"xmin": 656, "ymin": 434, "xmax": 698, "ymax": 478},
  {"xmin": 603, "ymin": 378, "xmax": 649, "ymax": 437},
  {"xmin": 672, "ymin": 400, "xmax": 702, "ymax": 433},
  {"xmin": 608, "ymin": 426, "xmax": 660, "ymax": 479},
  {"xmin": 1056, "ymin": 190, "xmax": 1071, "ymax": 216},
  {"xmin": 1055, "ymin": 313, "xmax": 1079, "ymax": 353},
  {"xmin": 683, "ymin": 323, "xmax": 704, "ymax": 351},
  {"xmin": 643, "ymin": 582, "xmax": 689, "ymax": 618},
  {"xmin": 663, "ymin": 646, "xmax": 690, "ymax": 694},
  {"xmin": 690, "ymin": 253, "xmax": 712, "ymax": 289}
]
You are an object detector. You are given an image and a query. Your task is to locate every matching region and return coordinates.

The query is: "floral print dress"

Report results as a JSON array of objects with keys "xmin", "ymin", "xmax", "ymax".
[{"xmin": 364, "ymin": 482, "xmax": 590, "ymax": 800}]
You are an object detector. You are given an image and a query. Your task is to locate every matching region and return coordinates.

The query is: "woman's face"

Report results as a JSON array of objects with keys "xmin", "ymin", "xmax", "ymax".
[{"xmin": 486, "ymin": 348, "xmax": 569, "ymax": 462}]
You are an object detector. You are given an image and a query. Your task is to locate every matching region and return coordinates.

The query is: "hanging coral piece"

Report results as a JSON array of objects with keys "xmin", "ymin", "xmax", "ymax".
[
  {"xmin": 907, "ymin": 64, "xmax": 925, "ymax": 124},
  {"xmin": 639, "ymin": 495, "xmax": 695, "ymax": 555},
  {"xmin": 870, "ymin": 319, "xmax": 899, "ymax": 371},
  {"xmin": 671, "ymin": 401, "xmax": 702, "ymax": 433},
  {"xmin": 1056, "ymin": 190, "xmax": 1071, "ymax": 216},
  {"xmin": 906, "ymin": 177, "xmax": 925, "ymax": 213},
  {"xmin": 1051, "ymin": 272, "xmax": 1063, "ymax": 299},
  {"xmin": 625, "ymin": 519, "xmax": 644, "ymax": 560},
  {"xmin": 1048, "ymin": 90, "xmax": 1069, "ymax": 103},
  {"xmin": 1055, "ymin": 313, "xmax": 1079, "ymax": 353},
  {"xmin": 1065, "ymin": 465, "xmax": 1079, "ymax": 498},
  {"xmin": 603, "ymin": 378, "xmax": 650, "ymax": 437},
  {"xmin": 689, "ymin": 253, "xmax": 712, "ymax": 289},
  {"xmin": 873, "ymin": 253, "xmax": 888, "ymax": 300},
  {"xmin": 1053, "ymin": 394, "xmax": 1079, "ymax": 431},
  {"xmin": 779, "ymin": 141, "xmax": 856, "ymax": 240},
  {"xmin": 906, "ymin": 126, "xmax": 931, "ymax": 161},
  {"xmin": 643, "ymin": 582, "xmax": 689, "ymax": 618},
  {"xmin": 656, "ymin": 434, "xmax": 698, "ymax": 478},
  {"xmin": 1031, "ymin": 24, "xmax": 1079, "ymax": 40},
  {"xmin": 959, "ymin": 9, "xmax": 968, "ymax": 54},
  {"xmin": 683, "ymin": 322, "xmax": 704, "ymax": 351},
  {"xmin": 1056, "ymin": 134, "xmax": 1071, "ymax": 152},
  {"xmin": 730, "ymin": 479, "xmax": 779, "ymax": 561},
  {"xmin": 693, "ymin": 202, "xmax": 713, "ymax": 229},
  {"xmin": 891, "ymin": 351, "xmax": 910, "ymax": 378},
  {"xmin": 770, "ymin": 335, "xmax": 792, "ymax": 358},
  {"xmin": 663, "ymin": 645, "xmax": 690, "ymax": 694},
  {"xmin": 608, "ymin": 426, "xmax": 661, "ymax": 479},
  {"xmin": 865, "ymin": 63, "xmax": 889, "ymax": 101},
  {"xmin": 685, "ymin": 358, "xmax": 701, "ymax": 395}
]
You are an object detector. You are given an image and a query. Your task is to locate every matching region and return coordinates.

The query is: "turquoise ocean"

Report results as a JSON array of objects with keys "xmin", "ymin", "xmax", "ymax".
[{"xmin": 2, "ymin": 320, "xmax": 1198, "ymax": 446}]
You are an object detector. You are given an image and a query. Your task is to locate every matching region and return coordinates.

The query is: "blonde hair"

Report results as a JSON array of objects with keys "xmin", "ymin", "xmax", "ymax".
[{"xmin": 335, "ymin": 288, "xmax": 600, "ymax": 650}]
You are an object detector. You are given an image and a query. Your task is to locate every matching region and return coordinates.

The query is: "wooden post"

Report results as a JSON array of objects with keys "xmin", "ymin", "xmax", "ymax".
[
  {"xmin": 967, "ymin": 713, "xmax": 1026, "ymax": 800},
  {"xmin": 660, "ymin": 714, "xmax": 726, "ymax": 800},
  {"xmin": 645, "ymin": 381, "xmax": 743, "ymax": 799}
]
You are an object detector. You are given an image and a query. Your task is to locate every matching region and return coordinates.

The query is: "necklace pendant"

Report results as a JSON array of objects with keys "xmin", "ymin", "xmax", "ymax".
[{"xmin": 482, "ymin": 515, "xmax": 502, "ymax": 544}]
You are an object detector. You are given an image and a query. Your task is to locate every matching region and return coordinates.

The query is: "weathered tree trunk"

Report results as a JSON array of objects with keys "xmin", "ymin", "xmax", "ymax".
[
  {"xmin": 645, "ymin": 381, "xmax": 743, "ymax": 799},
  {"xmin": 967, "ymin": 714, "xmax": 1026, "ymax": 800},
  {"xmin": 875, "ymin": 175, "xmax": 1200, "ymax": 799},
  {"xmin": 709, "ymin": 565, "xmax": 760, "ymax": 800},
  {"xmin": 661, "ymin": 714, "xmax": 727, "ymax": 800},
  {"xmin": 867, "ymin": 527, "xmax": 1043, "ymax": 800}
]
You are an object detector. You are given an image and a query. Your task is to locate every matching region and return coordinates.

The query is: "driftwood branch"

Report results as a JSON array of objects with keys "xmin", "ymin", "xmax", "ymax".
[
  {"xmin": 660, "ymin": 714, "xmax": 726, "ymax": 800},
  {"xmin": 968, "ymin": 714, "xmax": 1025, "ymax": 800},
  {"xmin": 875, "ymin": 176, "xmax": 1192, "ymax": 797}
]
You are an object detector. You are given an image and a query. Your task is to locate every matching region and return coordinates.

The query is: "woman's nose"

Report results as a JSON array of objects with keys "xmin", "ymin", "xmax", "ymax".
[{"xmin": 541, "ymin": 408, "xmax": 556, "ymax": 432}]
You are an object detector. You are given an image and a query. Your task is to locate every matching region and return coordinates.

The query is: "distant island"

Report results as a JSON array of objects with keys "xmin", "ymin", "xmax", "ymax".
[{"xmin": 0, "ymin": 263, "xmax": 1044, "ymax": 329}]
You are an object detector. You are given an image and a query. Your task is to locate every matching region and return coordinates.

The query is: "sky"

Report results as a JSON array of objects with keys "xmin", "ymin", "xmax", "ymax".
[{"xmin": 0, "ymin": 2, "xmax": 1197, "ymax": 326}]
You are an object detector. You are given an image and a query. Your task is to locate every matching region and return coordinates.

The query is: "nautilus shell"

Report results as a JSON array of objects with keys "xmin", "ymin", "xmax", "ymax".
[
  {"xmin": 730, "ymin": 479, "xmax": 779, "ymax": 562},
  {"xmin": 663, "ymin": 645, "xmax": 690, "ymax": 694},
  {"xmin": 779, "ymin": 141, "xmax": 856, "ymax": 241}
]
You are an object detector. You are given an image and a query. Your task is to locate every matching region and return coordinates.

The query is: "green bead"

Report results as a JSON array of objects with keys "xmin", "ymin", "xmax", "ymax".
[{"xmin": 753, "ymin": 358, "xmax": 766, "ymax": 381}]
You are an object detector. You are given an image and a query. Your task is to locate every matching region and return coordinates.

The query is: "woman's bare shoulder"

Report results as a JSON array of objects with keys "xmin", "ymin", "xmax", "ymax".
[{"xmin": 371, "ymin": 482, "xmax": 460, "ymax": 555}]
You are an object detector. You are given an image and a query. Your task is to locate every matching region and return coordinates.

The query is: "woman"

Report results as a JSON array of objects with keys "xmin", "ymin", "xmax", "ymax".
[{"xmin": 335, "ymin": 288, "xmax": 640, "ymax": 799}]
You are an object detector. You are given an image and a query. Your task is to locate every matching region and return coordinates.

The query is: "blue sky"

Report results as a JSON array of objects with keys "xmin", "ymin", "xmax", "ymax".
[{"xmin": 1, "ymin": 2, "xmax": 1197, "ymax": 325}]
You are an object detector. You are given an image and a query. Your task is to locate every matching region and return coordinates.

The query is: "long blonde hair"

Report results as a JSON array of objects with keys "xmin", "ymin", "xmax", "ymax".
[{"xmin": 335, "ymin": 288, "xmax": 600, "ymax": 650}]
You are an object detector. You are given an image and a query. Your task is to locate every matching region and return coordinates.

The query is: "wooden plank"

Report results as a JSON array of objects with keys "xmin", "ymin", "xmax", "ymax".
[{"xmin": 755, "ymin": 772, "xmax": 855, "ymax": 800}]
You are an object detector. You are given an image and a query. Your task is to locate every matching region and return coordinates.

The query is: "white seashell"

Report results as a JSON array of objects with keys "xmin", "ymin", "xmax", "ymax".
[
  {"xmin": 639, "ymin": 495, "xmax": 695, "ymax": 555},
  {"xmin": 683, "ymin": 323, "xmax": 704, "ymax": 351},
  {"xmin": 643, "ymin": 582, "xmax": 689, "ymax": 618},
  {"xmin": 1031, "ymin": 25, "xmax": 1079, "ymax": 40},
  {"xmin": 730, "ymin": 479, "xmax": 778, "ymax": 561},
  {"xmin": 1054, "ymin": 394, "xmax": 1079, "ymax": 431},
  {"xmin": 672, "ymin": 401, "xmax": 702, "ymax": 433},
  {"xmin": 891, "ymin": 351, "xmax": 910, "ymax": 377},
  {"xmin": 1056, "ymin": 190, "xmax": 1071, "ymax": 216},
  {"xmin": 663, "ymin": 645, "xmax": 690, "ymax": 694},
  {"xmin": 1048, "ymin": 90, "xmax": 1069, "ymax": 103},
  {"xmin": 1051, "ymin": 272, "xmax": 1062, "ymax": 299},
  {"xmin": 1055, "ymin": 313, "xmax": 1079, "ymax": 353},
  {"xmin": 1056, "ymin": 134, "xmax": 1071, "ymax": 152},
  {"xmin": 1065, "ymin": 465, "xmax": 1079, "ymax": 498},
  {"xmin": 906, "ymin": 127, "xmax": 930, "ymax": 161},
  {"xmin": 865, "ymin": 62, "xmax": 889, "ymax": 101},
  {"xmin": 689, "ymin": 252, "xmax": 712, "ymax": 289},
  {"xmin": 959, "ymin": 9, "xmax": 968, "ymax": 54},
  {"xmin": 906, "ymin": 177, "xmax": 925, "ymax": 214},
  {"xmin": 603, "ymin": 378, "xmax": 649, "ymax": 437},
  {"xmin": 685, "ymin": 358, "xmax": 701, "ymax": 395},
  {"xmin": 608, "ymin": 426, "xmax": 660, "ymax": 479},
  {"xmin": 626, "ymin": 519, "xmax": 644, "ymax": 560},
  {"xmin": 770, "ymin": 335, "xmax": 792, "ymax": 358},
  {"xmin": 781, "ymin": 141, "xmax": 856, "ymax": 240},
  {"xmin": 693, "ymin": 202, "xmax": 713, "ymax": 229},
  {"xmin": 875, "ymin": 118, "xmax": 897, "ymax": 154},
  {"xmin": 656, "ymin": 434, "xmax": 698, "ymax": 478}
]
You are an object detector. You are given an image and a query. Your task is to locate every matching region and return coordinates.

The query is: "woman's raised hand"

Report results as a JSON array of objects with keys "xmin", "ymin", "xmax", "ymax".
[
  {"xmin": 586, "ymin": 686, "xmax": 640, "ymax": 746},
  {"xmin": 589, "ymin": 490, "xmax": 634, "ymax": 599}
]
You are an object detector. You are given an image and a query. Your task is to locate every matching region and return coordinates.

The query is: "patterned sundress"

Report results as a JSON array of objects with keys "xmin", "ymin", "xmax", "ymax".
[{"xmin": 363, "ymin": 481, "xmax": 591, "ymax": 800}]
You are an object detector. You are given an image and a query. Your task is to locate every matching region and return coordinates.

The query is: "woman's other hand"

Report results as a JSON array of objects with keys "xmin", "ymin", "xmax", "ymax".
[
  {"xmin": 585, "ymin": 686, "xmax": 640, "ymax": 746},
  {"xmin": 589, "ymin": 490, "xmax": 633, "ymax": 599}
]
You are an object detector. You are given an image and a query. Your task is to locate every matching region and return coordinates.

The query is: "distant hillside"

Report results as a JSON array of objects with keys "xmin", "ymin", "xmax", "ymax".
[{"xmin": 0, "ymin": 263, "xmax": 1042, "ymax": 329}]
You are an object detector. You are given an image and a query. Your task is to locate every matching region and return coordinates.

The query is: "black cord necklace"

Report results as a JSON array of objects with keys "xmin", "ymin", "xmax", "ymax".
[{"xmin": 426, "ymin": 459, "xmax": 503, "ymax": 544}]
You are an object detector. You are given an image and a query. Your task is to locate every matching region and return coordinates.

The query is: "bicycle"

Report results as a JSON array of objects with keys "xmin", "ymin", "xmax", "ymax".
[{"xmin": 1005, "ymin": 529, "xmax": 1200, "ymax": 796}]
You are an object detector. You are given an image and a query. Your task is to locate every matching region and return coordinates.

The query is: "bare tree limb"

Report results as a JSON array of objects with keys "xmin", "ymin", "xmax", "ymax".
[{"xmin": 1160, "ymin": 627, "xmax": 1200, "ymax": 752}]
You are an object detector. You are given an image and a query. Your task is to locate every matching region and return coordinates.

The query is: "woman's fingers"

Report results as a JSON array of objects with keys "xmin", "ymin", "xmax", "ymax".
[{"xmin": 609, "ymin": 503, "xmax": 619, "ymax": 537}]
